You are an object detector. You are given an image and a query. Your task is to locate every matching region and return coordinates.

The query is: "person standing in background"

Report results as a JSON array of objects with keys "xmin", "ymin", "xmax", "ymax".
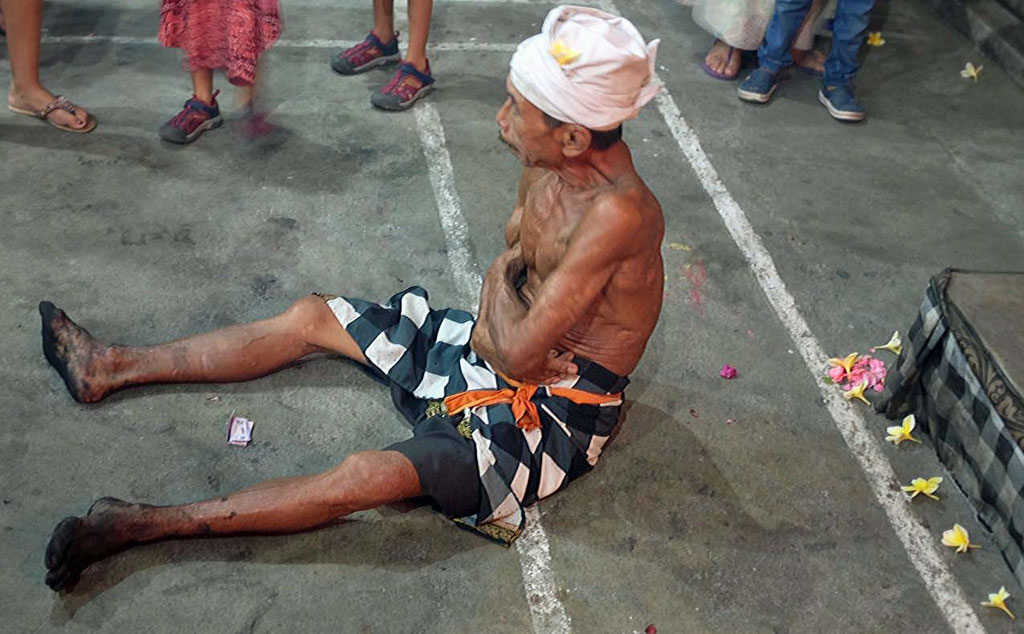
[
  {"xmin": 4, "ymin": 0, "xmax": 97, "ymax": 133},
  {"xmin": 330, "ymin": 0, "xmax": 436, "ymax": 111}
]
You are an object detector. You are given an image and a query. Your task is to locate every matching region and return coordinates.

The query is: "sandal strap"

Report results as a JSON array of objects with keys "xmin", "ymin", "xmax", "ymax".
[
  {"xmin": 38, "ymin": 96, "xmax": 75, "ymax": 120},
  {"xmin": 395, "ymin": 61, "xmax": 434, "ymax": 86}
]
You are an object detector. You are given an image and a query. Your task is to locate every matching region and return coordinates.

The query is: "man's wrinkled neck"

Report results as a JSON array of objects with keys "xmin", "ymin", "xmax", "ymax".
[{"xmin": 550, "ymin": 142, "xmax": 627, "ymax": 190}]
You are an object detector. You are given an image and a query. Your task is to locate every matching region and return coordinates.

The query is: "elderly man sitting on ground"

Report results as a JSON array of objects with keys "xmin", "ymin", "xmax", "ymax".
[{"xmin": 40, "ymin": 5, "xmax": 666, "ymax": 591}]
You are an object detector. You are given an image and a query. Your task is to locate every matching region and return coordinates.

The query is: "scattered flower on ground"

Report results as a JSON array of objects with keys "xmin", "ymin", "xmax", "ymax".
[
  {"xmin": 827, "ymin": 353, "xmax": 886, "ymax": 391},
  {"xmin": 843, "ymin": 380, "xmax": 871, "ymax": 405},
  {"xmin": 866, "ymin": 32, "xmax": 885, "ymax": 47},
  {"xmin": 981, "ymin": 587, "xmax": 1015, "ymax": 619},
  {"xmin": 961, "ymin": 62, "xmax": 983, "ymax": 81},
  {"xmin": 902, "ymin": 476, "xmax": 942, "ymax": 500},
  {"xmin": 720, "ymin": 364, "xmax": 738, "ymax": 379},
  {"xmin": 941, "ymin": 523, "xmax": 980, "ymax": 553},
  {"xmin": 871, "ymin": 331, "xmax": 902, "ymax": 356},
  {"xmin": 886, "ymin": 414, "xmax": 922, "ymax": 446}
]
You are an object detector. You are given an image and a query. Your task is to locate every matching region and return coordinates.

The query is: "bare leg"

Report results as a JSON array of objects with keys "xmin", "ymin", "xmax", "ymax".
[
  {"xmin": 2, "ymin": 0, "xmax": 92, "ymax": 129},
  {"xmin": 404, "ymin": 0, "xmax": 433, "ymax": 71},
  {"xmin": 44, "ymin": 450, "xmax": 421, "ymax": 591},
  {"xmin": 371, "ymin": 0, "xmax": 396, "ymax": 44},
  {"xmin": 39, "ymin": 295, "xmax": 366, "ymax": 403},
  {"xmin": 791, "ymin": 0, "xmax": 828, "ymax": 72},
  {"xmin": 191, "ymin": 68, "xmax": 215, "ymax": 104}
]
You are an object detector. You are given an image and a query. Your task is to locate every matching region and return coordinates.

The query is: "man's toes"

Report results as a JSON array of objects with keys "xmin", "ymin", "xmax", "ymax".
[
  {"xmin": 39, "ymin": 301, "xmax": 60, "ymax": 326},
  {"xmin": 45, "ymin": 517, "xmax": 82, "ymax": 570},
  {"xmin": 45, "ymin": 563, "xmax": 78, "ymax": 592}
]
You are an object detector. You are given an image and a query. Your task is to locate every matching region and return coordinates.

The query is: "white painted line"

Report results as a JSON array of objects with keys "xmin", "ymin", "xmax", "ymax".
[
  {"xmin": 413, "ymin": 102, "xmax": 571, "ymax": 634},
  {"xmin": 650, "ymin": 67, "xmax": 986, "ymax": 634},
  {"xmin": 518, "ymin": 505, "xmax": 573, "ymax": 634},
  {"xmin": 590, "ymin": 3, "xmax": 984, "ymax": 631},
  {"xmin": 413, "ymin": 103, "xmax": 483, "ymax": 303},
  {"xmin": 39, "ymin": 34, "xmax": 517, "ymax": 52}
]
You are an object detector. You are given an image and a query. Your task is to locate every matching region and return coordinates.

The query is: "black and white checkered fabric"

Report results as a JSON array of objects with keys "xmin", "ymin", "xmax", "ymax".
[
  {"xmin": 325, "ymin": 286, "xmax": 629, "ymax": 544},
  {"xmin": 878, "ymin": 271, "xmax": 1024, "ymax": 587}
]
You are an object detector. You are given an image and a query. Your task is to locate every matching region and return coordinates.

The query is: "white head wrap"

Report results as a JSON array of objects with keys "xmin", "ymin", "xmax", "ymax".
[{"xmin": 509, "ymin": 5, "xmax": 661, "ymax": 132}]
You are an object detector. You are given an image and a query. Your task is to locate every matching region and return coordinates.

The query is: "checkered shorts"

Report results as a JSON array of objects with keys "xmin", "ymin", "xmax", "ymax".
[{"xmin": 322, "ymin": 286, "xmax": 629, "ymax": 544}]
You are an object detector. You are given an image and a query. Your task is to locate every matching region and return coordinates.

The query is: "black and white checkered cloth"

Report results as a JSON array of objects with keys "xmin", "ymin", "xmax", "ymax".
[
  {"xmin": 324, "ymin": 286, "xmax": 629, "ymax": 544},
  {"xmin": 878, "ymin": 270, "xmax": 1024, "ymax": 587}
]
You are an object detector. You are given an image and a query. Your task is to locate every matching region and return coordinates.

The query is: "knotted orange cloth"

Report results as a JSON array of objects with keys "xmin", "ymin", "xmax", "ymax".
[{"xmin": 444, "ymin": 374, "xmax": 623, "ymax": 432}]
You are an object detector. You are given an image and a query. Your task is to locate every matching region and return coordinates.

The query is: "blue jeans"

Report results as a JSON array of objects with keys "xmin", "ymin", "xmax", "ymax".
[{"xmin": 757, "ymin": 0, "xmax": 875, "ymax": 87}]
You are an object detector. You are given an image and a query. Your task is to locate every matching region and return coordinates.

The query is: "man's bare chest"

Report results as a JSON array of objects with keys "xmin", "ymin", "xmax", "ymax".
[{"xmin": 516, "ymin": 183, "xmax": 589, "ymax": 277}]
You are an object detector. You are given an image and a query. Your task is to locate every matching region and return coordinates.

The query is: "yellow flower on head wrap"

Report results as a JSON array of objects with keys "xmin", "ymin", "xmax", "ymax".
[{"xmin": 549, "ymin": 39, "xmax": 581, "ymax": 66}]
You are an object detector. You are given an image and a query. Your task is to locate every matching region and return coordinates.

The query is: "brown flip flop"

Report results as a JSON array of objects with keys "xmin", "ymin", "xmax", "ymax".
[{"xmin": 9, "ymin": 95, "xmax": 98, "ymax": 133}]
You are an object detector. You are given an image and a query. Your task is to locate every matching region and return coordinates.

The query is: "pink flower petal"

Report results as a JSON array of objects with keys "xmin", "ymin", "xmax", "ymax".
[
  {"xmin": 720, "ymin": 364, "xmax": 738, "ymax": 379},
  {"xmin": 828, "ymin": 366, "xmax": 847, "ymax": 382}
]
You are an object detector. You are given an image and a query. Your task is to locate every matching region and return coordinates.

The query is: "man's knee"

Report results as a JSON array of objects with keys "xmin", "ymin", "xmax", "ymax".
[
  {"xmin": 325, "ymin": 451, "xmax": 421, "ymax": 509},
  {"xmin": 281, "ymin": 295, "xmax": 335, "ymax": 338}
]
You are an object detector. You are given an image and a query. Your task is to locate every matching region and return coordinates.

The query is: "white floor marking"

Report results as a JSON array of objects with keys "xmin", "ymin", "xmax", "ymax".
[
  {"xmin": 645, "ymin": 41, "xmax": 987, "ymax": 634},
  {"xmin": 38, "ymin": 35, "xmax": 518, "ymax": 51},
  {"xmin": 413, "ymin": 104, "xmax": 483, "ymax": 304},
  {"xmin": 595, "ymin": 0, "xmax": 984, "ymax": 630},
  {"xmin": 414, "ymin": 103, "xmax": 572, "ymax": 634}
]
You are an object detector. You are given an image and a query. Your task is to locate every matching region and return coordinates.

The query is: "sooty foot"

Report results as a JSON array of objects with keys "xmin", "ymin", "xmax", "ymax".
[
  {"xmin": 39, "ymin": 301, "xmax": 112, "ymax": 403},
  {"xmin": 43, "ymin": 497, "xmax": 142, "ymax": 592}
]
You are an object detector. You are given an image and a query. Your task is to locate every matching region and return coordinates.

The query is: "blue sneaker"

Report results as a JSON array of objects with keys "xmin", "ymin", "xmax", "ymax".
[
  {"xmin": 818, "ymin": 85, "xmax": 866, "ymax": 122},
  {"xmin": 737, "ymin": 68, "xmax": 780, "ymax": 104}
]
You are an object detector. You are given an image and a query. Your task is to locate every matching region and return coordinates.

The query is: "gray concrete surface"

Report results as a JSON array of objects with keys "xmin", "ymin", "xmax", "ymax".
[{"xmin": 2, "ymin": 0, "xmax": 1024, "ymax": 632}]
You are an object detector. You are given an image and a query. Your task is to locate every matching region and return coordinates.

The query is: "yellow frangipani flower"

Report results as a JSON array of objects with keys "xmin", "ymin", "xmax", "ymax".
[
  {"xmin": 873, "ymin": 331, "xmax": 902, "ymax": 355},
  {"xmin": 960, "ymin": 62, "xmax": 983, "ymax": 81},
  {"xmin": 549, "ymin": 39, "xmax": 581, "ymax": 66},
  {"xmin": 902, "ymin": 476, "xmax": 943, "ymax": 500},
  {"xmin": 941, "ymin": 523, "xmax": 980, "ymax": 553},
  {"xmin": 829, "ymin": 353, "xmax": 860, "ymax": 374},
  {"xmin": 843, "ymin": 380, "xmax": 871, "ymax": 405},
  {"xmin": 885, "ymin": 414, "xmax": 922, "ymax": 446},
  {"xmin": 866, "ymin": 32, "xmax": 885, "ymax": 47},
  {"xmin": 981, "ymin": 587, "xmax": 1015, "ymax": 619}
]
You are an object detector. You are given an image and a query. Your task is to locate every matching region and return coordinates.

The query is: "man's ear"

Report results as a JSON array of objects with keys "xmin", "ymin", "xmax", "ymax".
[{"xmin": 555, "ymin": 124, "xmax": 592, "ymax": 157}]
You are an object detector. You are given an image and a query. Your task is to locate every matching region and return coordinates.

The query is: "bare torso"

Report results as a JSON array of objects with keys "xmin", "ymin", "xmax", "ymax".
[{"xmin": 502, "ymin": 161, "xmax": 664, "ymax": 377}]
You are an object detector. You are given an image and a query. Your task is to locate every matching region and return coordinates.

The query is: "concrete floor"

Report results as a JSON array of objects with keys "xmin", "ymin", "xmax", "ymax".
[{"xmin": 2, "ymin": 0, "xmax": 1024, "ymax": 632}]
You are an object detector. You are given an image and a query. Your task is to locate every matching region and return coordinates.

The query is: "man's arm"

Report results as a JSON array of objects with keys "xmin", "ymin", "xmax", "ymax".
[{"xmin": 483, "ymin": 196, "xmax": 642, "ymax": 379}]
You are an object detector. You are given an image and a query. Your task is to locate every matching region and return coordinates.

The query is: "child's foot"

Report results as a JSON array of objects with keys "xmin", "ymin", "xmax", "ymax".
[
  {"xmin": 737, "ymin": 68, "xmax": 780, "ymax": 104},
  {"xmin": 331, "ymin": 31, "xmax": 400, "ymax": 75},
  {"xmin": 370, "ymin": 60, "xmax": 435, "ymax": 111},
  {"xmin": 791, "ymin": 48, "xmax": 827, "ymax": 75},
  {"xmin": 818, "ymin": 85, "xmax": 866, "ymax": 122},
  {"xmin": 236, "ymin": 106, "xmax": 288, "ymax": 145},
  {"xmin": 158, "ymin": 91, "xmax": 222, "ymax": 144}
]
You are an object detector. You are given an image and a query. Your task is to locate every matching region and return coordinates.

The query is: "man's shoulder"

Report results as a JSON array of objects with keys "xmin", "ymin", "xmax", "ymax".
[{"xmin": 587, "ymin": 181, "xmax": 660, "ymax": 232}]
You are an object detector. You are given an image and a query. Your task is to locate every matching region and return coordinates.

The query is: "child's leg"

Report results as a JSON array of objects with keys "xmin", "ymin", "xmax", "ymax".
[
  {"xmin": 192, "ymin": 68, "xmax": 215, "ymax": 103},
  {"xmin": 757, "ymin": 0, "xmax": 815, "ymax": 73},
  {"xmin": 236, "ymin": 84, "xmax": 255, "ymax": 110},
  {"xmin": 792, "ymin": 0, "xmax": 823, "ymax": 51},
  {"xmin": 823, "ymin": 0, "xmax": 873, "ymax": 87},
  {"xmin": 372, "ymin": 0, "xmax": 396, "ymax": 44},
  {"xmin": 405, "ymin": 0, "xmax": 433, "ymax": 72}
]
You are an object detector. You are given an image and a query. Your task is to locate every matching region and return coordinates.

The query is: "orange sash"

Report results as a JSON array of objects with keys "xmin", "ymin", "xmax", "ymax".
[{"xmin": 443, "ymin": 374, "xmax": 623, "ymax": 432}]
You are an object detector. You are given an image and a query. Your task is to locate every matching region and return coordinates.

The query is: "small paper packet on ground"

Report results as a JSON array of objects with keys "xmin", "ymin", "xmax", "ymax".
[{"xmin": 227, "ymin": 413, "xmax": 254, "ymax": 446}]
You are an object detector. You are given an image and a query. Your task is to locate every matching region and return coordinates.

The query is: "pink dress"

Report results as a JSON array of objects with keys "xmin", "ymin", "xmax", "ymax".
[{"xmin": 159, "ymin": 0, "xmax": 281, "ymax": 86}]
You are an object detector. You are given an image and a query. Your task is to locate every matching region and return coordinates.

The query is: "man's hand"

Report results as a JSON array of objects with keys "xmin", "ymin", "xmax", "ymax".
[{"xmin": 514, "ymin": 349, "xmax": 579, "ymax": 385}]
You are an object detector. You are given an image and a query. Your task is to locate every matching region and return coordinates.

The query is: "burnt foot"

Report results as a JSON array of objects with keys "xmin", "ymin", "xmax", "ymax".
[
  {"xmin": 43, "ymin": 498, "xmax": 144, "ymax": 592},
  {"xmin": 39, "ymin": 301, "xmax": 111, "ymax": 403}
]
